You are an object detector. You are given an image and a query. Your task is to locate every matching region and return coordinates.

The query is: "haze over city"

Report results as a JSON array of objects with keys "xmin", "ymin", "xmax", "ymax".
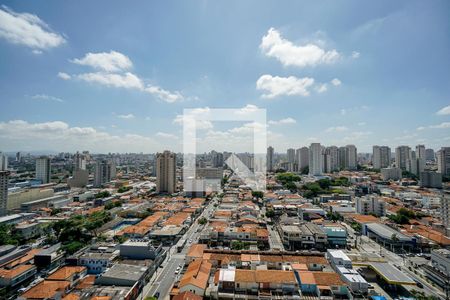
[{"xmin": 0, "ymin": 1, "xmax": 450, "ymax": 300}]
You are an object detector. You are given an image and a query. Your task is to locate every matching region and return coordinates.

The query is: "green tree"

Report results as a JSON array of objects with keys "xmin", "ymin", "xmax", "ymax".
[
  {"xmin": 252, "ymin": 191, "xmax": 264, "ymax": 199},
  {"xmin": 198, "ymin": 217, "xmax": 207, "ymax": 225},
  {"xmin": 265, "ymin": 209, "xmax": 275, "ymax": 218}
]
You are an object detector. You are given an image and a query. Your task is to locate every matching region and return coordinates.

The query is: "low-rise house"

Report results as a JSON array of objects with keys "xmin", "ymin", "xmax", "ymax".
[
  {"xmin": 0, "ymin": 264, "xmax": 37, "ymax": 287},
  {"xmin": 18, "ymin": 280, "xmax": 71, "ymax": 300},
  {"xmin": 179, "ymin": 259, "xmax": 212, "ymax": 296},
  {"xmin": 47, "ymin": 266, "xmax": 87, "ymax": 287}
]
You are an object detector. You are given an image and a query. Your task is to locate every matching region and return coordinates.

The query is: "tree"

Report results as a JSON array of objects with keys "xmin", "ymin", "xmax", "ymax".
[
  {"xmin": 252, "ymin": 191, "xmax": 264, "ymax": 199},
  {"xmin": 198, "ymin": 217, "xmax": 207, "ymax": 225},
  {"xmin": 265, "ymin": 209, "xmax": 275, "ymax": 218},
  {"xmin": 391, "ymin": 234, "xmax": 399, "ymax": 243}
]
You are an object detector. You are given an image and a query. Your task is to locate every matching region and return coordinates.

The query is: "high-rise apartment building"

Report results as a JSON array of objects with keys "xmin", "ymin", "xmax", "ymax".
[
  {"xmin": 345, "ymin": 145, "xmax": 357, "ymax": 170},
  {"xmin": 211, "ymin": 151, "xmax": 224, "ymax": 168},
  {"xmin": 267, "ymin": 146, "xmax": 274, "ymax": 172},
  {"xmin": 296, "ymin": 147, "xmax": 309, "ymax": 170},
  {"xmin": 287, "ymin": 148, "xmax": 295, "ymax": 164},
  {"xmin": 73, "ymin": 152, "xmax": 86, "ymax": 170},
  {"xmin": 0, "ymin": 171, "xmax": 9, "ymax": 216},
  {"xmin": 395, "ymin": 146, "xmax": 411, "ymax": 171},
  {"xmin": 35, "ymin": 156, "xmax": 51, "ymax": 184},
  {"xmin": 309, "ymin": 143, "xmax": 323, "ymax": 176},
  {"xmin": 441, "ymin": 190, "xmax": 450, "ymax": 229},
  {"xmin": 416, "ymin": 145, "xmax": 426, "ymax": 160},
  {"xmin": 437, "ymin": 147, "xmax": 450, "ymax": 178},
  {"xmin": 94, "ymin": 160, "xmax": 116, "ymax": 187},
  {"xmin": 156, "ymin": 150, "xmax": 176, "ymax": 194},
  {"xmin": 372, "ymin": 146, "xmax": 391, "ymax": 169},
  {"xmin": 0, "ymin": 153, "xmax": 7, "ymax": 171},
  {"xmin": 426, "ymin": 148, "xmax": 435, "ymax": 161},
  {"xmin": 324, "ymin": 146, "xmax": 339, "ymax": 173}
]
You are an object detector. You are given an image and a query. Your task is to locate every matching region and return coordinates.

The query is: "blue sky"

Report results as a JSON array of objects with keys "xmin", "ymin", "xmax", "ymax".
[{"xmin": 0, "ymin": 0, "xmax": 449, "ymax": 153}]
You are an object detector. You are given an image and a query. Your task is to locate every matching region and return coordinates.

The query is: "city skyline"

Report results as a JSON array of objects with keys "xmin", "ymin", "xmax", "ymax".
[{"xmin": 0, "ymin": 1, "xmax": 450, "ymax": 153}]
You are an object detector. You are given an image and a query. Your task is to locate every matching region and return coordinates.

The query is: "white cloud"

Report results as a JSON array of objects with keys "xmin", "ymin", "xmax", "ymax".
[
  {"xmin": 416, "ymin": 126, "xmax": 426, "ymax": 131},
  {"xmin": 156, "ymin": 132, "xmax": 178, "ymax": 139},
  {"xmin": 429, "ymin": 122, "xmax": 450, "ymax": 129},
  {"xmin": 71, "ymin": 51, "xmax": 132, "ymax": 72},
  {"xmin": 260, "ymin": 28, "xmax": 340, "ymax": 67},
  {"xmin": 343, "ymin": 131, "xmax": 372, "ymax": 142},
  {"xmin": 331, "ymin": 78, "xmax": 341, "ymax": 86},
  {"xmin": 268, "ymin": 117, "xmax": 297, "ymax": 125},
  {"xmin": 256, "ymin": 74, "xmax": 314, "ymax": 98},
  {"xmin": 31, "ymin": 94, "xmax": 64, "ymax": 103},
  {"xmin": 235, "ymin": 104, "xmax": 260, "ymax": 115},
  {"xmin": 61, "ymin": 51, "xmax": 186, "ymax": 103},
  {"xmin": 358, "ymin": 122, "xmax": 366, "ymax": 126},
  {"xmin": 351, "ymin": 51, "xmax": 360, "ymax": 59},
  {"xmin": 0, "ymin": 6, "xmax": 66, "ymax": 51},
  {"xmin": 0, "ymin": 119, "xmax": 161, "ymax": 152},
  {"xmin": 315, "ymin": 83, "xmax": 327, "ymax": 93},
  {"xmin": 325, "ymin": 126, "xmax": 348, "ymax": 133},
  {"xmin": 117, "ymin": 113, "xmax": 135, "ymax": 120},
  {"xmin": 77, "ymin": 72, "xmax": 144, "ymax": 90},
  {"xmin": 144, "ymin": 85, "xmax": 183, "ymax": 103},
  {"xmin": 173, "ymin": 108, "xmax": 213, "ymax": 130},
  {"xmin": 436, "ymin": 105, "xmax": 450, "ymax": 116},
  {"xmin": 57, "ymin": 72, "xmax": 71, "ymax": 80},
  {"xmin": 340, "ymin": 109, "xmax": 347, "ymax": 115}
]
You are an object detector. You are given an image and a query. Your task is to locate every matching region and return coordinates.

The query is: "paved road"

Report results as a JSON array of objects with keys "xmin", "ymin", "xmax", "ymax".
[
  {"xmin": 261, "ymin": 207, "xmax": 284, "ymax": 250},
  {"xmin": 142, "ymin": 197, "xmax": 218, "ymax": 299}
]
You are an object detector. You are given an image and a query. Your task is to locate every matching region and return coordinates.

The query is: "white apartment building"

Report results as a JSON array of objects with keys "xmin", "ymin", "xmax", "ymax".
[
  {"xmin": 372, "ymin": 145, "xmax": 391, "ymax": 169},
  {"xmin": 309, "ymin": 143, "xmax": 323, "ymax": 176},
  {"xmin": 355, "ymin": 195, "xmax": 386, "ymax": 216}
]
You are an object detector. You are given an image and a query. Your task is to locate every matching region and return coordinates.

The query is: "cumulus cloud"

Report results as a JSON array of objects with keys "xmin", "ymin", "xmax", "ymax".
[
  {"xmin": 60, "ymin": 51, "xmax": 186, "ymax": 103},
  {"xmin": 315, "ymin": 83, "xmax": 327, "ymax": 93},
  {"xmin": 331, "ymin": 78, "xmax": 341, "ymax": 86},
  {"xmin": 260, "ymin": 28, "xmax": 340, "ymax": 67},
  {"xmin": 268, "ymin": 117, "xmax": 297, "ymax": 125},
  {"xmin": 0, "ymin": 119, "xmax": 160, "ymax": 152},
  {"xmin": 117, "ymin": 113, "xmax": 135, "ymax": 119},
  {"xmin": 429, "ymin": 122, "xmax": 450, "ymax": 129},
  {"xmin": 436, "ymin": 105, "xmax": 450, "ymax": 116},
  {"xmin": 256, "ymin": 74, "xmax": 314, "ymax": 98},
  {"xmin": 351, "ymin": 51, "xmax": 360, "ymax": 59},
  {"xmin": 156, "ymin": 132, "xmax": 178, "ymax": 139},
  {"xmin": 31, "ymin": 94, "xmax": 64, "ymax": 103},
  {"xmin": 325, "ymin": 126, "xmax": 348, "ymax": 133},
  {"xmin": 57, "ymin": 72, "xmax": 71, "ymax": 80},
  {"xmin": 77, "ymin": 72, "xmax": 144, "ymax": 90},
  {"xmin": 144, "ymin": 85, "xmax": 183, "ymax": 103},
  {"xmin": 71, "ymin": 51, "xmax": 133, "ymax": 72},
  {"xmin": 173, "ymin": 108, "xmax": 213, "ymax": 130},
  {"xmin": 0, "ymin": 6, "xmax": 66, "ymax": 51}
]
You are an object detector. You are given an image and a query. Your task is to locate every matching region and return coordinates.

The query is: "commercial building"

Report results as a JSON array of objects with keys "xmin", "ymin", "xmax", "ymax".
[
  {"xmin": 424, "ymin": 249, "xmax": 450, "ymax": 288},
  {"xmin": 35, "ymin": 156, "xmax": 51, "ymax": 184},
  {"xmin": 156, "ymin": 150, "xmax": 176, "ymax": 194},
  {"xmin": 372, "ymin": 146, "xmax": 391, "ymax": 169}
]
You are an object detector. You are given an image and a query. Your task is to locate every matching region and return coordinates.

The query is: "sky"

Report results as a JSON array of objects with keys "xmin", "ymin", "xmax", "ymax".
[{"xmin": 0, "ymin": 0, "xmax": 449, "ymax": 154}]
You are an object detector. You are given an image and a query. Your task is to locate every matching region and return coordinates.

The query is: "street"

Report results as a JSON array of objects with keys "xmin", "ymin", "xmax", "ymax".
[{"xmin": 141, "ymin": 197, "xmax": 218, "ymax": 299}]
